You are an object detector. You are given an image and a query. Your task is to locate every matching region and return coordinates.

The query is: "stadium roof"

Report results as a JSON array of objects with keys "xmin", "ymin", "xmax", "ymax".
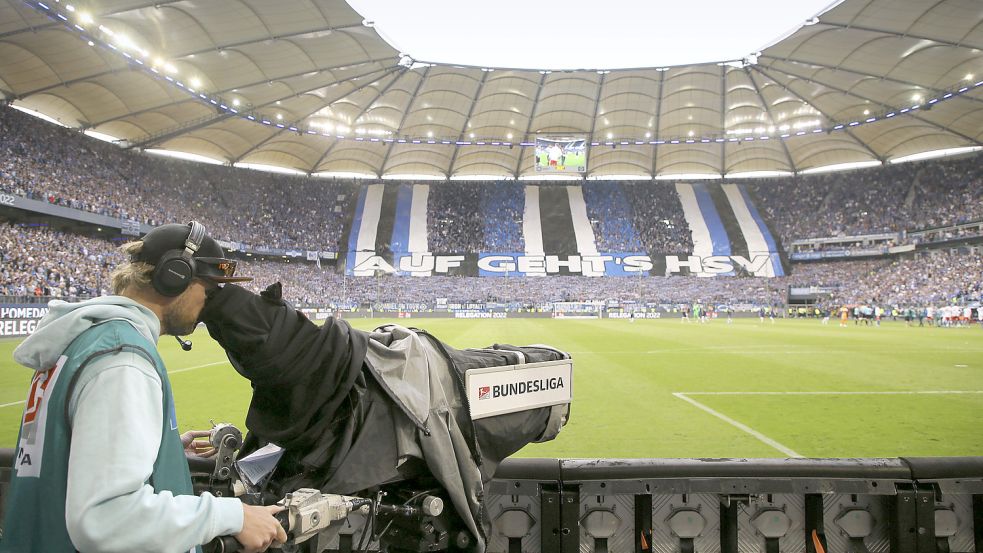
[{"xmin": 0, "ymin": 0, "xmax": 981, "ymax": 180}]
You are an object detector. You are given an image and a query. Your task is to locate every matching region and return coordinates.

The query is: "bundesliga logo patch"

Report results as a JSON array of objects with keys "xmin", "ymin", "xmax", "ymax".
[{"xmin": 478, "ymin": 386, "xmax": 491, "ymax": 400}]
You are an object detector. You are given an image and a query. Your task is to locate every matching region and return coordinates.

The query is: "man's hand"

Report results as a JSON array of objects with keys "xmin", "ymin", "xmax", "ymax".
[
  {"xmin": 236, "ymin": 504, "xmax": 287, "ymax": 553},
  {"xmin": 179, "ymin": 429, "xmax": 216, "ymax": 458}
]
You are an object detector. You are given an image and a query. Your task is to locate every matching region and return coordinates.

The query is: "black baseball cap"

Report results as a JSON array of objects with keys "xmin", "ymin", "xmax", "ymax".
[{"xmin": 134, "ymin": 222, "xmax": 252, "ymax": 283}]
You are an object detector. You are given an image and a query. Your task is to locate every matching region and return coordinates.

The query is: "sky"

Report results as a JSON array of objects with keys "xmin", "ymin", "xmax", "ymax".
[{"xmin": 345, "ymin": 0, "xmax": 841, "ymax": 70}]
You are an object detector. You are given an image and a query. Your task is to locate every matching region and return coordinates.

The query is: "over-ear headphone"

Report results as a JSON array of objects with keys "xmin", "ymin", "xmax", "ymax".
[{"xmin": 151, "ymin": 221, "xmax": 207, "ymax": 297}]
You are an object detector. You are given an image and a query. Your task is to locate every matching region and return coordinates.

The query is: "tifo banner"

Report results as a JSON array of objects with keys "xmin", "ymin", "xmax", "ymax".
[
  {"xmin": 478, "ymin": 252, "xmax": 648, "ymax": 276},
  {"xmin": 675, "ymin": 182, "xmax": 734, "ymax": 276},
  {"xmin": 721, "ymin": 183, "xmax": 784, "ymax": 277},
  {"xmin": 0, "ymin": 304, "xmax": 49, "ymax": 337},
  {"xmin": 346, "ymin": 252, "xmax": 779, "ymax": 277},
  {"xmin": 344, "ymin": 181, "xmax": 785, "ymax": 277}
]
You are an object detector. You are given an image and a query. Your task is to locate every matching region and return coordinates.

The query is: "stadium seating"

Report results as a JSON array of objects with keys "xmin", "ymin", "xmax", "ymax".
[
  {"xmin": 1, "ymin": 105, "xmax": 982, "ymax": 309},
  {"xmin": 0, "ymin": 106, "xmax": 357, "ymax": 252},
  {"xmin": 746, "ymin": 156, "xmax": 983, "ymax": 244},
  {"xmin": 3, "ymin": 218, "xmax": 980, "ymax": 310}
]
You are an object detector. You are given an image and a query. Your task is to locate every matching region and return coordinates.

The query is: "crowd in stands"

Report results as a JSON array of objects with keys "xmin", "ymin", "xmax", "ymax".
[
  {"xmin": 425, "ymin": 180, "xmax": 684, "ymax": 254},
  {"xmin": 0, "ymin": 106, "xmax": 356, "ymax": 252},
  {"xmin": 622, "ymin": 182, "xmax": 695, "ymax": 254},
  {"xmin": 787, "ymin": 250, "xmax": 983, "ymax": 307},
  {"xmin": 3, "ymin": 219, "xmax": 980, "ymax": 312},
  {"xmin": 749, "ymin": 165, "xmax": 910, "ymax": 243},
  {"xmin": 583, "ymin": 181, "xmax": 644, "ymax": 252},
  {"xmin": 909, "ymin": 157, "xmax": 983, "ymax": 228},
  {"xmin": 482, "ymin": 181, "xmax": 524, "ymax": 252},
  {"xmin": 198, "ymin": 167, "xmax": 356, "ymax": 251},
  {"xmin": 229, "ymin": 260, "xmax": 789, "ymax": 307},
  {"xmin": 1, "ymin": 102, "xmax": 695, "ymax": 257},
  {"xmin": 0, "ymin": 220, "xmax": 122, "ymax": 298},
  {"xmin": 426, "ymin": 182, "xmax": 483, "ymax": 253},
  {"xmin": 747, "ymin": 153, "xmax": 983, "ymax": 245},
  {"xmin": 211, "ymin": 249, "xmax": 983, "ymax": 311},
  {"xmin": 4, "ymin": 105, "xmax": 983, "ymax": 259},
  {"xmin": 2, "ymin": 104, "xmax": 983, "ymax": 314}
]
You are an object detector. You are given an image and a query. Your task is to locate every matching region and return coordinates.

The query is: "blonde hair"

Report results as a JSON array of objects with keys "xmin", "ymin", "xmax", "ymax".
[{"xmin": 110, "ymin": 241, "xmax": 155, "ymax": 294}]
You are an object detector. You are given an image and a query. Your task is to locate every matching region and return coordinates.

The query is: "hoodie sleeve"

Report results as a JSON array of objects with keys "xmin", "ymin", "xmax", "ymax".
[{"xmin": 65, "ymin": 352, "xmax": 244, "ymax": 553}]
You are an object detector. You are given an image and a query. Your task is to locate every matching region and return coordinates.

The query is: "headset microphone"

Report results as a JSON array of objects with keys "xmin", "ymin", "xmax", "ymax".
[{"xmin": 175, "ymin": 336, "xmax": 193, "ymax": 351}]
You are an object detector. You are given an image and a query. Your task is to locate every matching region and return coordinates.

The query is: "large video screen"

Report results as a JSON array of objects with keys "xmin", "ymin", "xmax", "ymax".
[{"xmin": 534, "ymin": 136, "xmax": 587, "ymax": 174}]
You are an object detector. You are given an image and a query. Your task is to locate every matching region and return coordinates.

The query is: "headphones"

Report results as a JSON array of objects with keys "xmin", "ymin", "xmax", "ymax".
[{"xmin": 151, "ymin": 221, "xmax": 207, "ymax": 297}]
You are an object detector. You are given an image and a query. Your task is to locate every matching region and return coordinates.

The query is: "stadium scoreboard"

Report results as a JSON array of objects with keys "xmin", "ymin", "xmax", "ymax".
[{"xmin": 534, "ymin": 135, "xmax": 587, "ymax": 173}]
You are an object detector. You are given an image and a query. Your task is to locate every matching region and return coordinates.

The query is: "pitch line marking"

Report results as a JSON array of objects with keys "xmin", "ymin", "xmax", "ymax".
[
  {"xmin": 169, "ymin": 361, "xmax": 229, "ymax": 374},
  {"xmin": 567, "ymin": 348, "xmax": 983, "ymax": 355},
  {"xmin": 672, "ymin": 392, "xmax": 803, "ymax": 458},
  {"xmin": 680, "ymin": 390, "xmax": 983, "ymax": 396},
  {"xmin": 0, "ymin": 361, "xmax": 232, "ymax": 409}
]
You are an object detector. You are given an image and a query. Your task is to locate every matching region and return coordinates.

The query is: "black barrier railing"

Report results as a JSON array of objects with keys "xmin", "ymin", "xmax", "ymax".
[{"xmin": 1, "ymin": 449, "xmax": 980, "ymax": 553}]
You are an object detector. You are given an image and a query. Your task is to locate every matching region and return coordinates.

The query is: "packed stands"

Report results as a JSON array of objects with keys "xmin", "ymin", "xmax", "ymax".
[
  {"xmin": 622, "ymin": 181, "xmax": 695, "ymax": 254},
  {"xmin": 4, "ymin": 218, "xmax": 980, "ymax": 310},
  {"xmin": 427, "ymin": 181, "xmax": 483, "ymax": 252},
  {"xmin": 910, "ymin": 157, "xmax": 983, "ymax": 228},
  {"xmin": 0, "ymin": 107, "xmax": 357, "ymax": 252},
  {"xmin": 5, "ymin": 105, "xmax": 982, "ymax": 258},
  {"xmin": 481, "ymin": 181, "xmax": 525, "ymax": 252},
  {"xmin": 2, "ymin": 106, "xmax": 983, "ymax": 313},
  {"xmin": 0, "ymin": 221, "xmax": 123, "ymax": 299},
  {"xmin": 582, "ymin": 181, "xmax": 644, "ymax": 252},
  {"xmin": 787, "ymin": 250, "xmax": 983, "ymax": 307},
  {"xmin": 747, "ymin": 154, "xmax": 983, "ymax": 244}
]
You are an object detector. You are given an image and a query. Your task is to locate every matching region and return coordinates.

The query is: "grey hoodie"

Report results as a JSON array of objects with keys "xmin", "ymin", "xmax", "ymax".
[
  {"xmin": 14, "ymin": 296, "xmax": 160, "ymax": 371},
  {"xmin": 12, "ymin": 296, "xmax": 243, "ymax": 553}
]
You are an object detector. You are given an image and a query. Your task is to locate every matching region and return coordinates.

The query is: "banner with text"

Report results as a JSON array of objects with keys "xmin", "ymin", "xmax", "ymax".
[
  {"xmin": 465, "ymin": 359, "xmax": 574, "ymax": 420},
  {"xmin": 345, "ymin": 252, "xmax": 779, "ymax": 277},
  {"xmin": 0, "ymin": 304, "xmax": 50, "ymax": 337}
]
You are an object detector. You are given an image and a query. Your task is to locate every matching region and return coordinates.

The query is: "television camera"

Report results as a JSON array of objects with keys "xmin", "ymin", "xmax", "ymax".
[{"xmin": 197, "ymin": 424, "xmax": 469, "ymax": 553}]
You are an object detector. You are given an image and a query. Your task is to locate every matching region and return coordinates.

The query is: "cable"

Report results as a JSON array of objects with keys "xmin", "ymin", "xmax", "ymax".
[
  {"xmin": 374, "ymin": 519, "xmax": 395, "ymax": 542},
  {"xmin": 370, "ymin": 488, "xmax": 442, "ymax": 544},
  {"xmin": 812, "ymin": 529, "xmax": 826, "ymax": 553},
  {"xmin": 355, "ymin": 492, "xmax": 381, "ymax": 553}
]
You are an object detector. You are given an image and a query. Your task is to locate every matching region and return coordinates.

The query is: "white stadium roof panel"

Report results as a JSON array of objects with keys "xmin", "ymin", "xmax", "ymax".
[{"xmin": 0, "ymin": 0, "xmax": 980, "ymax": 178}]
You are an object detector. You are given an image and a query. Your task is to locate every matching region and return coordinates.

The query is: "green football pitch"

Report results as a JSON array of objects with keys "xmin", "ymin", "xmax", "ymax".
[{"xmin": 2, "ymin": 318, "xmax": 981, "ymax": 458}]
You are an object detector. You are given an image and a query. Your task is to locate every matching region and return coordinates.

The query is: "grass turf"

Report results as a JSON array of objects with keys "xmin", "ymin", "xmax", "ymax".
[{"xmin": 2, "ymin": 318, "xmax": 981, "ymax": 458}]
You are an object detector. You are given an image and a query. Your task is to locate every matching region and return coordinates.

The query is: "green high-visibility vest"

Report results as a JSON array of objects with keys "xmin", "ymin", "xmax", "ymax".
[{"xmin": 0, "ymin": 320, "xmax": 197, "ymax": 552}]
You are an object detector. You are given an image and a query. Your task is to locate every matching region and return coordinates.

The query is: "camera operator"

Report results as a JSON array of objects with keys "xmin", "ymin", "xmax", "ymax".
[{"xmin": 1, "ymin": 222, "xmax": 286, "ymax": 553}]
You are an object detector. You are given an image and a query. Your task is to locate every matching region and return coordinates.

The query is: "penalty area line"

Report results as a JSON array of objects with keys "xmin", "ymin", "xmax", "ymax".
[{"xmin": 672, "ymin": 392, "xmax": 802, "ymax": 458}]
